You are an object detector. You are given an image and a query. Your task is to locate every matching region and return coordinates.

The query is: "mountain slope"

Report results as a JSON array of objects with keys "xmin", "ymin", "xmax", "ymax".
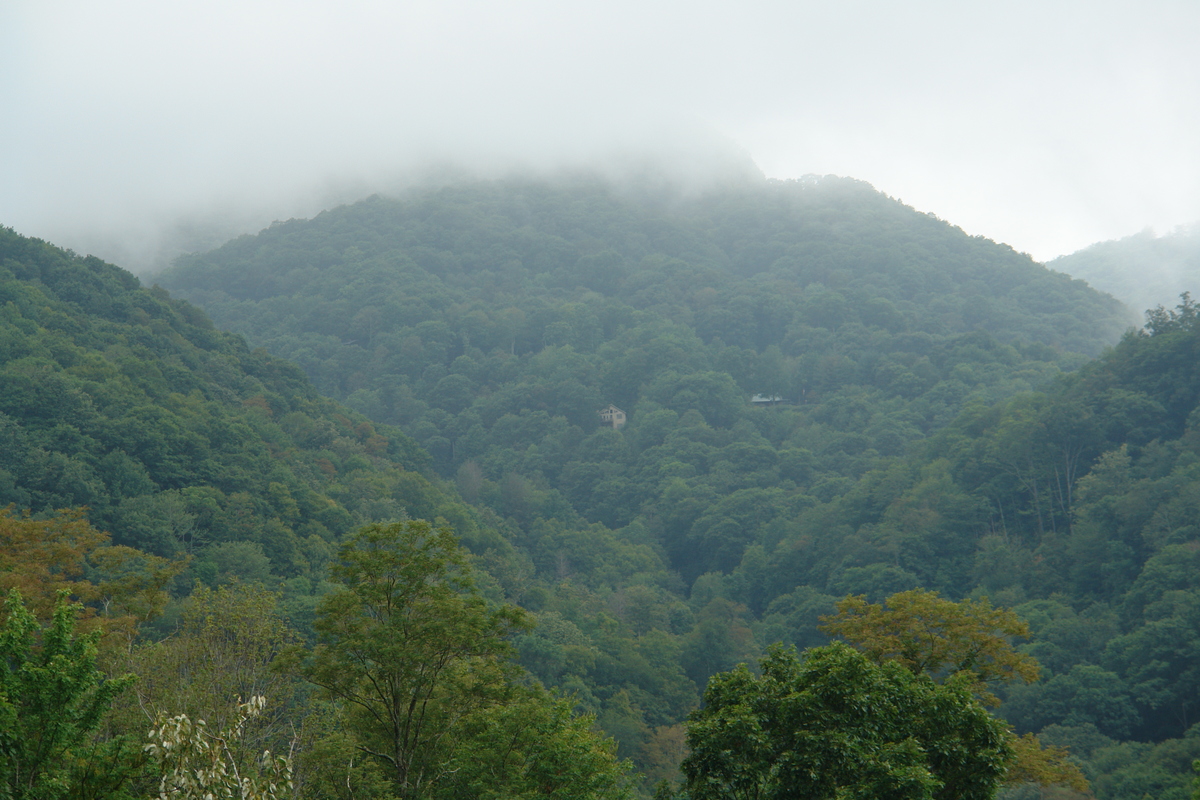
[
  {"xmin": 1049, "ymin": 224, "xmax": 1200, "ymax": 318},
  {"xmin": 0, "ymin": 225, "xmax": 493, "ymax": 591},
  {"xmin": 160, "ymin": 175, "xmax": 1200, "ymax": 794},
  {"xmin": 141, "ymin": 177, "xmax": 1200, "ymax": 795},
  {"xmin": 164, "ymin": 175, "xmax": 1127, "ymax": 357},
  {"xmin": 157, "ymin": 175, "xmax": 1128, "ymax": 565}
]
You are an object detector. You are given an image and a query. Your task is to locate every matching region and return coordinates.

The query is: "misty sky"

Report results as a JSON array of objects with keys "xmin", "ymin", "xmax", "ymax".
[{"xmin": 3, "ymin": 0, "xmax": 1199, "ymax": 272}]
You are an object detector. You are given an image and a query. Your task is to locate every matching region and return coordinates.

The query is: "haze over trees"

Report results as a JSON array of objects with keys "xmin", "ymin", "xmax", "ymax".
[
  {"xmin": 2, "ymin": 170, "xmax": 1200, "ymax": 798},
  {"xmin": 1050, "ymin": 224, "xmax": 1200, "ymax": 320}
]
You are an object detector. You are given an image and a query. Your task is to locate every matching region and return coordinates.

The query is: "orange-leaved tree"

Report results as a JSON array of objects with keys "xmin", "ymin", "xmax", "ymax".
[
  {"xmin": 0, "ymin": 506, "xmax": 181, "ymax": 641},
  {"xmin": 819, "ymin": 589, "xmax": 1038, "ymax": 705}
]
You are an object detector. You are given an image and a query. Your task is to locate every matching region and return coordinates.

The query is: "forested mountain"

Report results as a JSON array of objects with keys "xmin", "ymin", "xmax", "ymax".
[
  {"xmin": 0, "ymin": 225, "xmax": 633, "ymax": 800},
  {"xmin": 4, "ymin": 170, "xmax": 1199, "ymax": 799},
  {"xmin": 158, "ymin": 176, "xmax": 1127, "ymax": 575},
  {"xmin": 0, "ymin": 224, "xmax": 479, "ymax": 598},
  {"xmin": 1050, "ymin": 224, "xmax": 1199, "ymax": 319},
  {"xmin": 153, "ymin": 175, "xmax": 1200, "ymax": 798}
]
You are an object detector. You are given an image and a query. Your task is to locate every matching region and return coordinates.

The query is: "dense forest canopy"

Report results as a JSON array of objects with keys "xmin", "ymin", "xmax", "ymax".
[
  {"xmin": 154, "ymin": 175, "xmax": 1200, "ymax": 797},
  {"xmin": 157, "ymin": 176, "xmax": 1128, "ymax": 577},
  {"xmin": 0, "ymin": 225, "xmax": 631, "ymax": 799},
  {"xmin": 2, "ymin": 167, "xmax": 1199, "ymax": 798},
  {"xmin": 0, "ymin": 225, "xmax": 485, "ymax": 596}
]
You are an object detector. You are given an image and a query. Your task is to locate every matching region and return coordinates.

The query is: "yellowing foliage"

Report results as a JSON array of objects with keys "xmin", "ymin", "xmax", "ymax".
[
  {"xmin": 820, "ymin": 589, "xmax": 1039, "ymax": 705},
  {"xmin": 0, "ymin": 506, "xmax": 182, "ymax": 641},
  {"xmin": 821, "ymin": 590, "xmax": 1088, "ymax": 794}
]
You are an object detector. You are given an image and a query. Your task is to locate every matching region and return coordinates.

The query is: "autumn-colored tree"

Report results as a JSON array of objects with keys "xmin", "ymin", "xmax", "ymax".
[
  {"xmin": 820, "ymin": 589, "xmax": 1088, "ymax": 794},
  {"xmin": 0, "ymin": 507, "xmax": 181, "ymax": 642},
  {"xmin": 0, "ymin": 508, "xmax": 106, "ymax": 614},
  {"xmin": 819, "ymin": 589, "xmax": 1038, "ymax": 705},
  {"xmin": 1004, "ymin": 733, "xmax": 1092, "ymax": 795}
]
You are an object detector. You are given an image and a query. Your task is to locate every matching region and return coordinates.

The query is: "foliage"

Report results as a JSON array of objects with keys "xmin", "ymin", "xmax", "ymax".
[
  {"xmin": 116, "ymin": 585, "xmax": 300, "ymax": 758},
  {"xmin": 152, "ymin": 176, "xmax": 1138, "ymax": 782},
  {"xmin": 0, "ymin": 506, "xmax": 179, "ymax": 642},
  {"xmin": 0, "ymin": 225, "xmax": 468, "ymax": 609},
  {"xmin": 682, "ymin": 643, "xmax": 1012, "ymax": 800},
  {"xmin": 0, "ymin": 588, "xmax": 139, "ymax": 800},
  {"xmin": 144, "ymin": 695, "xmax": 293, "ymax": 800},
  {"xmin": 1003, "ymin": 733, "xmax": 1090, "ymax": 794},
  {"xmin": 281, "ymin": 519, "xmax": 628, "ymax": 799},
  {"xmin": 4, "ymin": 185, "xmax": 1200, "ymax": 794},
  {"xmin": 820, "ymin": 589, "xmax": 1039, "ymax": 704},
  {"xmin": 438, "ymin": 692, "xmax": 632, "ymax": 800},
  {"xmin": 821, "ymin": 590, "xmax": 1088, "ymax": 792}
]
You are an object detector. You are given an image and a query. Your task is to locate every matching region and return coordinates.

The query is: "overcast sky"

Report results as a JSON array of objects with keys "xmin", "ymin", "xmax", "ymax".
[{"xmin": 3, "ymin": 0, "xmax": 1198, "ymax": 272}]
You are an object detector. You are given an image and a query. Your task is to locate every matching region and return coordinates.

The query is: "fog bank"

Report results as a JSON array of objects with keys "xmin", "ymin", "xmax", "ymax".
[{"xmin": 3, "ymin": 0, "xmax": 1199, "ymax": 271}]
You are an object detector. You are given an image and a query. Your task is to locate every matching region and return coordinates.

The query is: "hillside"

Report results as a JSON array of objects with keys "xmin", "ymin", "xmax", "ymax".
[
  {"xmin": 0, "ymin": 222, "xmax": 697, "ymax": 794},
  {"xmin": 0, "ymin": 225, "xmax": 501, "ymax": 606},
  {"xmin": 0, "ymin": 223, "xmax": 644, "ymax": 799},
  {"xmin": 5, "ymin": 177, "xmax": 1199, "ymax": 795},
  {"xmin": 160, "ymin": 177, "xmax": 1125, "ymax": 481},
  {"xmin": 1049, "ymin": 224, "xmax": 1200, "ymax": 319},
  {"xmin": 153, "ymin": 176, "xmax": 1200, "ymax": 797},
  {"xmin": 158, "ymin": 175, "xmax": 1128, "ymax": 580}
]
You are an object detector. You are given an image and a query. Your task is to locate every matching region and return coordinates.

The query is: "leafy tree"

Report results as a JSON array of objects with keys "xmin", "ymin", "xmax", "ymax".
[
  {"xmin": 0, "ymin": 589, "xmax": 140, "ymax": 800},
  {"xmin": 117, "ymin": 585, "xmax": 299, "ymax": 759},
  {"xmin": 820, "ymin": 589, "xmax": 1038, "ymax": 705},
  {"xmin": 682, "ymin": 643, "xmax": 1012, "ymax": 800},
  {"xmin": 280, "ymin": 520, "xmax": 527, "ymax": 797},
  {"xmin": 437, "ymin": 692, "xmax": 632, "ymax": 800},
  {"xmin": 820, "ymin": 590, "xmax": 1088, "ymax": 793},
  {"xmin": 0, "ymin": 506, "xmax": 180, "ymax": 646},
  {"xmin": 280, "ymin": 519, "xmax": 628, "ymax": 799}
]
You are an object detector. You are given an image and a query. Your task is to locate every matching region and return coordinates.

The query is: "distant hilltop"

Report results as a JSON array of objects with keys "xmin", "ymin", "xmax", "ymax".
[{"xmin": 1049, "ymin": 224, "xmax": 1200, "ymax": 321}]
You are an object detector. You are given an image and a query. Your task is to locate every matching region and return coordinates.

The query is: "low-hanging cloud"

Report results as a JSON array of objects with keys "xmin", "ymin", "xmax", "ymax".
[{"xmin": 3, "ymin": 0, "xmax": 1199, "ymax": 272}]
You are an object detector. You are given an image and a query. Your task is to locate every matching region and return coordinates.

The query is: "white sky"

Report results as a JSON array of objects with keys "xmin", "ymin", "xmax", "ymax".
[{"xmin": 2, "ymin": 0, "xmax": 1199, "ymax": 271}]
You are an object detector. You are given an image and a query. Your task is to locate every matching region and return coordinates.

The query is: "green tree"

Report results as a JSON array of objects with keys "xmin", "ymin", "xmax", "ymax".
[
  {"xmin": 439, "ymin": 692, "xmax": 632, "ymax": 800},
  {"xmin": 280, "ymin": 520, "xmax": 527, "ymax": 798},
  {"xmin": 117, "ymin": 585, "xmax": 299, "ymax": 762},
  {"xmin": 682, "ymin": 643, "xmax": 1012, "ymax": 800},
  {"xmin": 281, "ymin": 519, "xmax": 629, "ymax": 800},
  {"xmin": 0, "ymin": 589, "xmax": 140, "ymax": 800}
]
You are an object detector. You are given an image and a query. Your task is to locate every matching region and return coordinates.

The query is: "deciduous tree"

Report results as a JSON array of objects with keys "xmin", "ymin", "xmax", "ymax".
[
  {"xmin": 819, "ymin": 589, "xmax": 1038, "ymax": 704},
  {"xmin": 145, "ymin": 695, "xmax": 292, "ymax": 800},
  {"xmin": 820, "ymin": 590, "xmax": 1088, "ymax": 793},
  {"xmin": 682, "ymin": 643, "xmax": 1012, "ymax": 800},
  {"xmin": 280, "ymin": 519, "xmax": 629, "ymax": 800},
  {"xmin": 0, "ymin": 589, "xmax": 140, "ymax": 800}
]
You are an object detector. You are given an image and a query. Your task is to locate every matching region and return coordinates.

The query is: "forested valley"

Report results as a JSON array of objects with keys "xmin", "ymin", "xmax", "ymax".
[{"xmin": 2, "ymin": 174, "xmax": 1199, "ymax": 799}]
